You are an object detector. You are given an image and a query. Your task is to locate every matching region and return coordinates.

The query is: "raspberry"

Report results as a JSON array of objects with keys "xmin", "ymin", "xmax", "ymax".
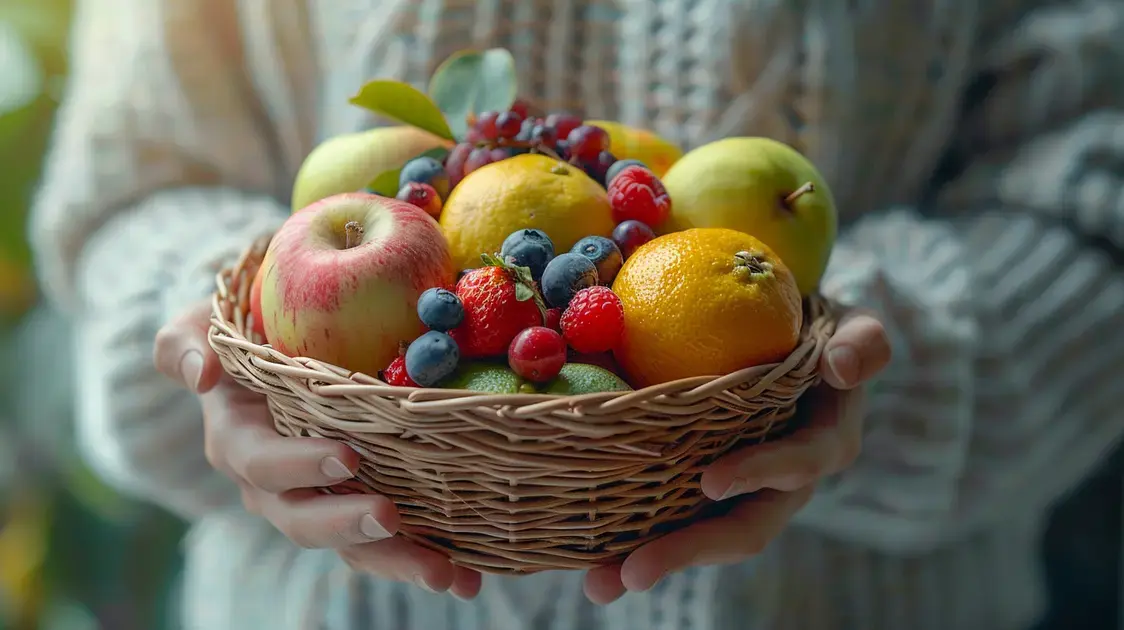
[
  {"xmin": 608, "ymin": 166, "xmax": 671, "ymax": 226},
  {"xmin": 382, "ymin": 356, "xmax": 419, "ymax": 387},
  {"xmin": 560, "ymin": 286, "xmax": 625, "ymax": 353}
]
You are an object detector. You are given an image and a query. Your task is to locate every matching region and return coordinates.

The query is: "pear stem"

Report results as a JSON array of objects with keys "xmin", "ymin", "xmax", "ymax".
[
  {"xmin": 344, "ymin": 221, "xmax": 364, "ymax": 249},
  {"xmin": 783, "ymin": 182, "xmax": 815, "ymax": 207}
]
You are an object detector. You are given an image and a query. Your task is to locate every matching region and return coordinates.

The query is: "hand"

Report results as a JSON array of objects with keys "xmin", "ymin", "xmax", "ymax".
[
  {"xmin": 583, "ymin": 311, "xmax": 891, "ymax": 604},
  {"xmin": 154, "ymin": 300, "xmax": 482, "ymax": 600}
]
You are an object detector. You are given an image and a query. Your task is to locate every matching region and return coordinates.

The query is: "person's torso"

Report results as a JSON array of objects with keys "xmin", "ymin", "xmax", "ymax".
[{"xmin": 244, "ymin": 0, "xmax": 984, "ymax": 220}]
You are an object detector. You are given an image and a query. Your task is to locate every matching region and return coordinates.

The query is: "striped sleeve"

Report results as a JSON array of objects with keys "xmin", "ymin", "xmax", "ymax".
[
  {"xmin": 792, "ymin": 0, "xmax": 1124, "ymax": 552},
  {"xmin": 30, "ymin": 0, "xmax": 297, "ymax": 518}
]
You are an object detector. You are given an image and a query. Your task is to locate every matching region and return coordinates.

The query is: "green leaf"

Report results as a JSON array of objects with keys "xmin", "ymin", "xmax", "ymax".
[
  {"xmin": 428, "ymin": 48, "xmax": 518, "ymax": 140},
  {"xmin": 364, "ymin": 146, "xmax": 451, "ymax": 196},
  {"xmin": 514, "ymin": 283, "xmax": 534, "ymax": 302},
  {"xmin": 350, "ymin": 79, "xmax": 455, "ymax": 141}
]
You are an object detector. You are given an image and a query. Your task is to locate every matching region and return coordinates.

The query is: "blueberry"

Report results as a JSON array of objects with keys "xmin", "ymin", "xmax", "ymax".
[
  {"xmin": 541, "ymin": 253, "xmax": 599, "ymax": 308},
  {"xmin": 399, "ymin": 156, "xmax": 450, "ymax": 200},
  {"xmin": 570, "ymin": 236, "xmax": 623, "ymax": 285},
  {"xmin": 417, "ymin": 287, "xmax": 465, "ymax": 332},
  {"xmin": 405, "ymin": 330, "xmax": 460, "ymax": 387},
  {"xmin": 605, "ymin": 159, "xmax": 648, "ymax": 187},
  {"xmin": 501, "ymin": 229, "xmax": 555, "ymax": 280}
]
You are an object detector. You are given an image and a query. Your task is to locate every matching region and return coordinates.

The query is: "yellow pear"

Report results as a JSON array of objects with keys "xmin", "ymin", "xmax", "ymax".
[
  {"xmin": 290, "ymin": 126, "xmax": 453, "ymax": 213},
  {"xmin": 659, "ymin": 137, "xmax": 837, "ymax": 295}
]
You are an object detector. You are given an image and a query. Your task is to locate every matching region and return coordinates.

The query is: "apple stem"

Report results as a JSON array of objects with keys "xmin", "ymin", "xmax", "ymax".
[
  {"xmin": 344, "ymin": 221, "xmax": 364, "ymax": 249},
  {"xmin": 783, "ymin": 182, "xmax": 815, "ymax": 207}
]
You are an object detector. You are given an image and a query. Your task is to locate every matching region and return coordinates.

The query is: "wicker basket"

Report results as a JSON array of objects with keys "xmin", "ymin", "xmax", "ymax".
[{"xmin": 209, "ymin": 235, "xmax": 837, "ymax": 575}]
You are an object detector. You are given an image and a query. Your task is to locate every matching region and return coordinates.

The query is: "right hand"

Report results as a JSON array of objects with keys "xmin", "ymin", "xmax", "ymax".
[{"xmin": 154, "ymin": 300, "xmax": 482, "ymax": 599}]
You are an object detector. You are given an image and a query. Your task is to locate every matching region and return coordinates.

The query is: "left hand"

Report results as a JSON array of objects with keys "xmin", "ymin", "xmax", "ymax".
[{"xmin": 583, "ymin": 310, "xmax": 892, "ymax": 604}]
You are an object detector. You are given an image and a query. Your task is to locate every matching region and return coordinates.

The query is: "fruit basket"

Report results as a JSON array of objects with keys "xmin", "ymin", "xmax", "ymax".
[
  {"xmin": 208, "ymin": 47, "xmax": 842, "ymax": 574},
  {"xmin": 209, "ymin": 236, "xmax": 836, "ymax": 574}
]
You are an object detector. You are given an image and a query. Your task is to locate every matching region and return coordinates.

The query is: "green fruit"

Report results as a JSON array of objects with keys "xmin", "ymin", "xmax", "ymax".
[
  {"xmin": 442, "ymin": 362, "xmax": 633, "ymax": 395},
  {"xmin": 443, "ymin": 362, "xmax": 523, "ymax": 394},
  {"xmin": 660, "ymin": 137, "xmax": 837, "ymax": 296},
  {"xmin": 543, "ymin": 363, "xmax": 632, "ymax": 395},
  {"xmin": 291, "ymin": 127, "xmax": 452, "ymax": 213}
]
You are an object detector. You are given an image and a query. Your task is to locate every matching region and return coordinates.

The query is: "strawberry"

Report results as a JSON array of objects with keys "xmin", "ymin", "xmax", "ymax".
[
  {"xmin": 381, "ymin": 354, "xmax": 419, "ymax": 387},
  {"xmin": 450, "ymin": 254, "xmax": 546, "ymax": 358}
]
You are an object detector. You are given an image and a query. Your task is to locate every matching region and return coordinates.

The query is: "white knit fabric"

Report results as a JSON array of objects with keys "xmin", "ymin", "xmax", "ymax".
[{"xmin": 30, "ymin": 1, "xmax": 1124, "ymax": 629}]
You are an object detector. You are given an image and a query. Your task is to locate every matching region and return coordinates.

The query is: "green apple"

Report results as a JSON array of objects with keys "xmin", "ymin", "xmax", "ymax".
[{"xmin": 291, "ymin": 126, "xmax": 453, "ymax": 213}]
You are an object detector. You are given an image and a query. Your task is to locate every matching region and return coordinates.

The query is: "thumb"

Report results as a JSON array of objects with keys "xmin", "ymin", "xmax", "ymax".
[{"xmin": 154, "ymin": 300, "xmax": 225, "ymax": 394}]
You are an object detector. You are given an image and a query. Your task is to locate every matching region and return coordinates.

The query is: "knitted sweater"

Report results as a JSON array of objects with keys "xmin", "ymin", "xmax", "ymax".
[{"xmin": 31, "ymin": 1, "xmax": 1124, "ymax": 629}]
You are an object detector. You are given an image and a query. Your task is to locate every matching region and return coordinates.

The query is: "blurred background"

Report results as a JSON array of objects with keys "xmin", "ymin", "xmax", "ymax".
[{"xmin": 0, "ymin": 2, "xmax": 185, "ymax": 629}]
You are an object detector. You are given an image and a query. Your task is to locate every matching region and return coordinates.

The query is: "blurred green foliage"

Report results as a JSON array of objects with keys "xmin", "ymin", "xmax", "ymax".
[{"xmin": 0, "ymin": 2, "xmax": 187, "ymax": 629}]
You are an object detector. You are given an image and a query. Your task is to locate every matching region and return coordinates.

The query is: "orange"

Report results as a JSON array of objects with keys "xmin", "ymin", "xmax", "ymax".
[
  {"xmin": 611, "ymin": 228, "xmax": 802, "ymax": 388},
  {"xmin": 439, "ymin": 154, "xmax": 614, "ymax": 271}
]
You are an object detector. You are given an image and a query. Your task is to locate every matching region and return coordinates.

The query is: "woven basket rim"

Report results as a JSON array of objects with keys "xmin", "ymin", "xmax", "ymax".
[{"xmin": 209, "ymin": 235, "xmax": 835, "ymax": 407}]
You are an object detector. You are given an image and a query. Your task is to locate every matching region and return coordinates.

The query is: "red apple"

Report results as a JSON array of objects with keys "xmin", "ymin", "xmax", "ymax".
[
  {"xmin": 258, "ymin": 193, "xmax": 455, "ymax": 376},
  {"xmin": 248, "ymin": 263, "xmax": 266, "ymax": 342}
]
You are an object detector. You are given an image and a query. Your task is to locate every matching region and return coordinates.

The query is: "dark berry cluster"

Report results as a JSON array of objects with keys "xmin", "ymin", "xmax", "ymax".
[{"xmin": 443, "ymin": 100, "xmax": 621, "ymax": 189}]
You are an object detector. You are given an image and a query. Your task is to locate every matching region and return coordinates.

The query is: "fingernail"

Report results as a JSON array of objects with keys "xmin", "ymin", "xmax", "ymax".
[
  {"xmin": 180, "ymin": 351, "xmax": 204, "ymax": 392},
  {"xmin": 718, "ymin": 478, "xmax": 760, "ymax": 501},
  {"xmin": 320, "ymin": 457, "xmax": 354, "ymax": 481},
  {"xmin": 827, "ymin": 346, "xmax": 860, "ymax": 386},
  {"xmin": 359, "ymin": 514, "xmax": 392, "ymax": 540},
  {"xmin": 413, "ymin": 575, "xmax": 439, "ymax": 593}
]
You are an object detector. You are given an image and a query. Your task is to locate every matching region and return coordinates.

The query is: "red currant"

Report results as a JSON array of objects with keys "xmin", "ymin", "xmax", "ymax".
[
  {"xmin": 560, "ymin": 286, "xmax": 625, "ymax": 353},
  {"xmin": 566, "ymin": 125, "xmax": 610, "ymax": 161},
  {"xmin": 464, "ymin": 147, "xmax": 494, "ymax": 175},
  {"xmin": 545, "ymin": 114, "xmax": 583, "ymax": 142},
  {"xmin": 510, "ymin": 99, "xmax": 531, "ymax": 120},
  {"xmin": 508, "ymin": 326, "xmax": 567, "ymax": 383},
  {"xmin": 584, "ymin": 150, "xmax": 617, "ymax": 187},
  {"xmin": 396, "ymin": 182, "xmax": 443, "ymax": 219},
  {"xmin": 445, "ymin": 142, "xmax": 474, "ymax": 188},
  {"xmin": 608, "ymin": 165, "xmax": 672, "ymax": 226},
  {"xmin": 495, "ymin": 111, "xmax": 523, "ymax": 139},
  {"xmin": 611, "ymin": 220, "xmax": 656, "ymax": 259},
  {"xmin": 531, "ymin": 124, "xmax": 557, "ymax": 148},
  {"xmin": 475, "ymin": 111, "xmax": 500, "ymax": 140}
]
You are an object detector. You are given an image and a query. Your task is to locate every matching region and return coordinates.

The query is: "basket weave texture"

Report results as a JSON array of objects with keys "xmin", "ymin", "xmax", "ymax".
[{"xmin": 209, "ymin": 236, "xmax": 837, "ymax": 574}]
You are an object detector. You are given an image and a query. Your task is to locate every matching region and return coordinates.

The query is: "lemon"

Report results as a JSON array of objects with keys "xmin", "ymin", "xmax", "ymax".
[
  {"xmin": 586, "ymin": 120, "xmax": 683, "ymax": 177},
  {"xmin": 439, "ymin": 154, "xmax": 614, "ymax": 271},
  {"xmin": 612, "ymin": 228, "xmax": 802, "ymax": 388}
]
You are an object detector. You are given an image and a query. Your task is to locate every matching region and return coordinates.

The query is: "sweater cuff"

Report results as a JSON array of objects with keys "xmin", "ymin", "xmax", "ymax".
[
  {"xmin": 792, "ymin": 209, "xmax": 979, "ymax": 554},
  {"xmin": 157, "ymin": 190, "xmax": 287, "ymax": 325},
  {"xmin": 73, "ymin": 188, "xmax": 286, "ymax": 519}
]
